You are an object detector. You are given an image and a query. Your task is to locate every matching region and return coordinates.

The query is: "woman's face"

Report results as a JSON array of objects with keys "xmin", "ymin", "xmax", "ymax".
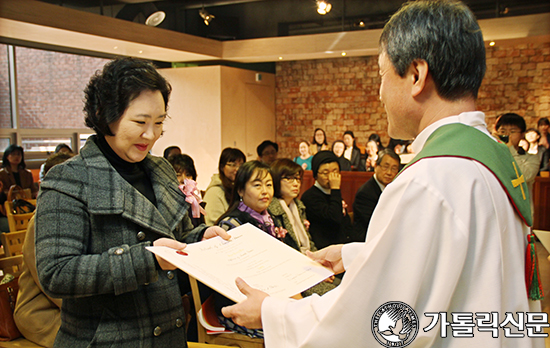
[
  {"xmin": 526, "ymin": 131, "xmax": 540, "ymax": 144},
  {"xmin": 239, "ymin": 170, "xmax": 273, "ymax": 214},
  {"xmin": 299, "ymin": 142, "xmax": 309, "ymax": 156},
  {"xmin": 105, "ymin": 90, "xmax": 166, "ymax": 163},
  {"xmin": 539, "ymin": 124, "xmax": 549, "ymax": 135},
  {"xmin": 343, "ymin": 134, "xmax": 354, "ymax": 148},
  {"xmin": 280, "ymin": 174, "xmax": 301, "ymax": 201},
  {"xmin": 366, "ymin": 141, "xmax": 378, "ymax": 156},
  {"xmin": 333, "ymin": 142, "xmax": 345, "ymax": 157},
  {"xmin": 315, "ymin": 130, "xmax": 325, "ymax": 144},
  {"xmin": 7, "ymin": 150, "xmax": 22, "ymax": 167},
  {"xmin": 223, "ymin": 159, "xmax": 244, "ymax": 182}
]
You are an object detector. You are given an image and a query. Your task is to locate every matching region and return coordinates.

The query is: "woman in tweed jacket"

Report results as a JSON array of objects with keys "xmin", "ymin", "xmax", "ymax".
[{"xmin": 35, "ymin": 58, "xmax": 228, "ymax": 348}]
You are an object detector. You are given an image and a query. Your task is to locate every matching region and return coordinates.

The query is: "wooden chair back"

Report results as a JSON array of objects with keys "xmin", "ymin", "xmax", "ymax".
[
  {"xmin": 188, "ymin": 275, "xmax": 264, "ymax": 348},
  {"xmin": 4, "ymin": 200, "xmax": 36, "ymax": 233},
  {"xmin": 0, "ymin": 255, "xmax": 24, "ymax": 279},
  {"xmin": 0, "ymin": 231, "xmax": 27, "ymax": 257},
  {"xmin": 7, "ymin": 185, "xmax": 32, "ymax": 201}
]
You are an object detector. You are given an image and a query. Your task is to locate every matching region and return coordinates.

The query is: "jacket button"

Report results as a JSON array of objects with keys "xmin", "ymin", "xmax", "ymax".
[
  {"xmin": 167, "ymin": 271, "xmax": 174, "ymax": 280},
  {"xmin": 114, "ymin": 248, "xmax": 124, "ymax": 255},
  {"xmin": 176, "ymin": 318, "xmax": 183, "ymax": 328},
  {"xmin": 153, "ymin": 326, "xmax": 162, "ymax": 336},
  {"xmin": 137, "ymin": 231, "xmax": 146, "ymax": 241}
]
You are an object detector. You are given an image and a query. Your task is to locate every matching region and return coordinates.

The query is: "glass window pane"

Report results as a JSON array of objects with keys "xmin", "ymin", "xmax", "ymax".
[
  {"xmin": 0, "ymin": 44, "xmax": 10, "ymax": 129},
  {"xmin": 0, "ymin": 138, "xmax": 11, "ymax": 151},
  {"xmin": 15, "ymin": 47, "xmax": 109, "ymax": 129},
  {"xmin": 21, "ymin": 137, "xmax": 73, "ymax": 153}
]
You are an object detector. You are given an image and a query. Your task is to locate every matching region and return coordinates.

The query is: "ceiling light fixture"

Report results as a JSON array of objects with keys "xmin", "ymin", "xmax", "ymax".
[
  {"xmin": 316, "ymin": 1, "xmax": 332, "ymax": 15},
  {"xmin": 199, "ymin": 6, "xmax": 215, "ymax": 26},
  {"xmin": 145, "ymin": 11, "xmax": 166, "ymax": 27}
]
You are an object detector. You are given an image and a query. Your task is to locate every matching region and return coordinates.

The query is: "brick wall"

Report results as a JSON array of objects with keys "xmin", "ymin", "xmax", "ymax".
[
  {"xmin": 275, "ymin": 42, "xmax": 550, "ymax": 159},
  {"xmin": 15, "ymin": 47, "xmax": 109, "ymax": 129}
]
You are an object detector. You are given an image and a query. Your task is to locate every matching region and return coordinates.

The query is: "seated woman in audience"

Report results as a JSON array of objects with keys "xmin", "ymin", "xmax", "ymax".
[
  {"xmin": 14, "ymin": 152, "xmax": 73, "ymax": 348},
  {"xmin": 311, "ymin": 128, "xmax": 329, "ymax": 155},
  {"xmin": 365, "ymin": 140, "xmax": 379, "ymax": 172},
  {"xmin": 524, "ymin": 128, "xmax": 547, "ymax": 164},
  {"xmin": 268, "ymin": 158, "xmax": 337, "ymax": 295},
  {"xmin": 538, "ymin": 117, "xmax": 550, "ymax": 149},
  {"xmin": 331, "ymin": 140, "xmax": 352, "ymax": 171},
  {"xmin": 39, "ymin": 143, "xmax": 73, "ymax": 182},
  {"xmin": 168, "ymin": 153, "xmax": 204, "ymax": 227},
  {"xmin": 214, "ymin": 160, "xmax": 275, "ymax": 338},
  {"xmin": 0, "ymin": 144, "xmax": 38, "ymax": 198},
  {"xmin": 342, "ymin": 131, "xmax": 364, "ymax": 171},
  {"xmin": 203, "ymin": 147, "xmax": 246, "ymax": 225},
  {"xmin": 35, "ymin": 57, "xmax": 228, "ymax": 348},
  {"xmin": 293, "ymin": 140, "xmax": 312, "ymax": 170},
  {"xmin": 368, "ymin": 133, "xmax": 384, "ymax": 151}
]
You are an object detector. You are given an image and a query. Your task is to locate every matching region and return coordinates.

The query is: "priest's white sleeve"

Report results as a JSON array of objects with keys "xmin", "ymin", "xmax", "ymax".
[{"xmin": 260, "ymin": 157, "xmax": 541, "ymax": 348}]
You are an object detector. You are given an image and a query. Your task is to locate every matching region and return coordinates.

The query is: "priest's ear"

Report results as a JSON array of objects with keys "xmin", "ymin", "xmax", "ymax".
[{"xmin": 409, "ymin": 59, "xmax": 429, "ymax": 98}]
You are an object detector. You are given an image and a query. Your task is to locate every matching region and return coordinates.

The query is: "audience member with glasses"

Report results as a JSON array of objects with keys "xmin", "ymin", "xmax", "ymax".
[
  {"xmin": 268, "ymin": 158, "xmax": 338, "ymax": 294},
  {"xmin": 203, "ymin": 147, "xmax": 246, "ymax": 225},
  {"xmin": 352, "ymin": 149, "xmax": 401, "ymax": 242},
  {"xmin": 300, "ymin": 151, "xmax": 352, "ymax": 250}
]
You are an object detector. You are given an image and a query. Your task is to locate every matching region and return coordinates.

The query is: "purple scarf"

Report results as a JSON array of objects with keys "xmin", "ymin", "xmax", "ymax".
[{"xmin": 237, "ymin": 202, "xmax": 276, "ymax": 237}]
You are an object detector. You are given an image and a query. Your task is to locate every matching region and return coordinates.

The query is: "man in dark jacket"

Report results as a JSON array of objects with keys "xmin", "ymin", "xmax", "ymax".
[{"xmin": 352, "ymin": 149, "xmax": 400, "ymax": 241}]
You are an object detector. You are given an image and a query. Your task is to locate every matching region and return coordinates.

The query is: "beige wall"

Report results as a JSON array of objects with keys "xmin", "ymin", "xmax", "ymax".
[
  {"xmin": 153, "ymin": 66, "xmax": 222, "ymax": 190},
  {"xmin": 153, "ymin": 65, "xmax": 275, "ymax": 190}
]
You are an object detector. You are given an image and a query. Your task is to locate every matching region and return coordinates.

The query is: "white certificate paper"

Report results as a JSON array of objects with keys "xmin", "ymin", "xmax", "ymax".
[{"xmin": 146, "ymin": 223, "xmax": 333, "ymax": 302}]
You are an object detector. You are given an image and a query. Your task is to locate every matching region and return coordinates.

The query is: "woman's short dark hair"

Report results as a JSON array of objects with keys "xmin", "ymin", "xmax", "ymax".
[
  {"xmin": 168, "ymin": 154, "xmax": 197, "ymax": 181},
  {"xmin": 54, "ymin": 143, "xmax": 73, "ymax": 154},
  {"xmin": 163, "ymin": 146, "xmax": 181, "ymax": 159},
  {"xmin": 218, "ymin": 147, "xmax": 246, "ymax": 203},
  {"xmin": 538, "ymin": 118, "xmax": 550, "ymax": 127},
  {"xmin": 313, "ymin": 128, "xmax": 328, "ymax": 146},
  {"xmin": 343, "ymin": 130, "xmax": 358, "ymax": 148},
  {"xmin": 331, "ymin": 139, "xmax": 346, "ymax": 153},
  {"xmin": 2, "ymin": 144, "xmax": 25, "ymax": 170},
  {"xmin": 368, "ymin": 133, "xmax": 384, "ymax": 150},
  {"xmin": 216, "ymin": 160, "xmax": 272, "ymax": 224},
  {"xmin": 270, "ymin": 158, "xmax": 303, "ymax": 199},
  {"xmin": 379, "ymin": 0, "xmax": 486, "ymax": 100},
  {"xmin": 83, "ymin": 57, "xmax": 172, "ymax": 136}
]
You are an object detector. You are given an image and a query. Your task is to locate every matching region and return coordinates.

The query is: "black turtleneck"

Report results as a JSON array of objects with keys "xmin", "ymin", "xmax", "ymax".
[{"xmin": 96, "ymin": 135, "xmax": 157, "ymax": 206}]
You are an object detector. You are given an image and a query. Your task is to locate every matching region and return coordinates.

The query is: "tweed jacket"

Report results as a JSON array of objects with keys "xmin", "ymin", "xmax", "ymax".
[
  {"xmin": 267, "ymin": 198, "xmax": 336, "ymax": 297},
  {"xmin": 35, "ymin": 136, "xmax": 207, "ymax": 348}
]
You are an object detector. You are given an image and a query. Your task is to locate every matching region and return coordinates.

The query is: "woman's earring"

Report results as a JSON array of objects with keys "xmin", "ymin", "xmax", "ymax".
[{"xmin": 239, "ymin": 196, "xmax": 243, "ymax": 201}]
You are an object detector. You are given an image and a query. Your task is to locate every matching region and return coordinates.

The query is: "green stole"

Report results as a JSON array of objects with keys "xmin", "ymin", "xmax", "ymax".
[{"xmin": 401, "ymin": 123, "xmax": 532, "ymax": 226}]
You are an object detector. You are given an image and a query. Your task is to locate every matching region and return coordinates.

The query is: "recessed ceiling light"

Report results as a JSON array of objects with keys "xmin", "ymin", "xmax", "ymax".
[
  {"xmin": 489, "ymin": 41, "xmax": 496, "ymax": 46},
  {"xmin": 341, "ymin": 52, "xmax": 347, "ymax": 56},
  {"xmin": 278, "ymin": 57, "xmax": 283, "ymax": 60}
]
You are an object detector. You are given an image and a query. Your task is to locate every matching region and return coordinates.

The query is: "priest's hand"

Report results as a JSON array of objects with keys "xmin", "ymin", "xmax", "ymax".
[
  {"xmin": 307, "ymin": 244, "xmax": 345, "ymax": 274},
  {"xmin": 202, "ymin": 226, "xmax": 231, "ymax": 241},
  {"xmin": 222, "ymin": 277, "xmax": 268, "ymax": 329}
]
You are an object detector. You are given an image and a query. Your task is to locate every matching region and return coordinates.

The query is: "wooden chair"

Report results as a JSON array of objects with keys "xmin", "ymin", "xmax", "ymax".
[
  {"xmin": 188, "ymin": 275, "xmax": 264, "ymax": 348},
  {"xmin": 4, "ymin": 200, "xmax": 36, "ymax": 233},
  {"xmin": 0, "ymin": 254, "xmax": 23, "ymax": 278},
  {"xmin": 0, "ymin": 231, "xmax": 27, "ymax": 257}
]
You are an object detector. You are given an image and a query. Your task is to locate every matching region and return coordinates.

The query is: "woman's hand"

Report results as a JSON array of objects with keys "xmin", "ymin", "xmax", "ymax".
[
  {"xmin": 306, "ymin": 244, "xmax": 345, "ymax": 275},
  {"xmin": 221, "ymin": 278, "xmax": 268, "ymax": 329},
  {"xmin": 153, "ymin": 238, "xmax": 187, "ymax": 270},
  {"xmin": 203, "ymin": 226, "xmax": 231, "ymax": 241}
]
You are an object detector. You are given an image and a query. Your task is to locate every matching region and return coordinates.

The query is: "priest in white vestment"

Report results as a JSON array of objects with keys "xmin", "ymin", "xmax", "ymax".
[{"xmin": 221, "ymin": 1, "xmax": 545, "ymax": 347}]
